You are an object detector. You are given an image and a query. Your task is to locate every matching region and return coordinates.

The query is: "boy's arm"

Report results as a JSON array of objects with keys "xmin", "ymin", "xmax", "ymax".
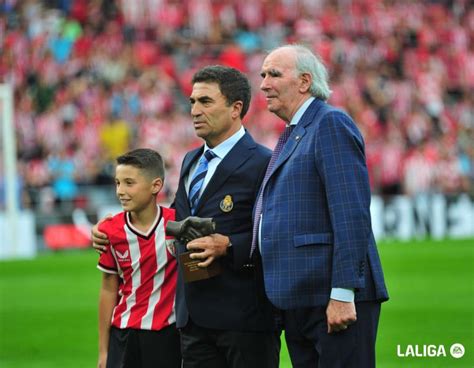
[{"xmin": 98, "ymin": 272, "xmax": 119, "ymax": 368}]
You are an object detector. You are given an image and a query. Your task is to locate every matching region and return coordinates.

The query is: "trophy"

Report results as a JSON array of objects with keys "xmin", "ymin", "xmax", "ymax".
[{"xmin": 166, "ymin": 217, "xmax": 222, "ymax": 282}]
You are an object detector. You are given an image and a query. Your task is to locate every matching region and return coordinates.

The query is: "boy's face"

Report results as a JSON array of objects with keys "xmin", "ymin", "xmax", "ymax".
[{"xmin": 115, "ymin": 164, "xmax": 162, "ymax": 213}]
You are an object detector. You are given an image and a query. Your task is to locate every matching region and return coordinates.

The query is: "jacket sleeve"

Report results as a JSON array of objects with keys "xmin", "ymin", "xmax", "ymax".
[{"xmin": 315, "ymin": 111, "xmax": 372, "ymax": 289}]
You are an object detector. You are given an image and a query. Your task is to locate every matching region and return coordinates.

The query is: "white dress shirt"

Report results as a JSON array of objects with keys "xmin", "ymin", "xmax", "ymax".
[{"xmin": 185, "ymin": 126, "xmax": 246, "ymax": 196}]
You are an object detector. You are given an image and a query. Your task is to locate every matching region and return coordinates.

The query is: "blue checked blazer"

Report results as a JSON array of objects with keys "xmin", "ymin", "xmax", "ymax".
[
  {"xmin": 173, "ymin": 132, "xmax": 277, "ymax": 331},
  {"xmin": 258, "ymin": 98, "xmax": 389, "ymax": 309}
]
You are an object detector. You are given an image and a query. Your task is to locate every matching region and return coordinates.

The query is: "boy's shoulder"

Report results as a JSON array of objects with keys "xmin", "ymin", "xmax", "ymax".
[
  {"xmin": 98, "ymin": 212, "xmax": 126, "ymax": 234},
  {"xmin": 99, "ymin": 207, "xmax": 174, "ymax": 236},
  {"xmin": 160, "ymin": 206, "xmax": 175, "ymax": 222}
]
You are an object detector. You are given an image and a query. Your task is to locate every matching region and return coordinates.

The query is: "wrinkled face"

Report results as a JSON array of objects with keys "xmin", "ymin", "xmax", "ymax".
[
  {"xmin": 260, "ymin": 48, "xmax": 305, "ymax": 123},
  {"xmin": 190, "ymin": 82, "xmax": 239, "ymax": 148},
  {"xmin": 115, "ymin": 165, "xmax": 161, "ymax": 213}
]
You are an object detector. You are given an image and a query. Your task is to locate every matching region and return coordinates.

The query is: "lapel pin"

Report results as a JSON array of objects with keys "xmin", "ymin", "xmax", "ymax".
[{"xmin": 220, "ymin": 195, "xmax": 234, "ymax": 212}]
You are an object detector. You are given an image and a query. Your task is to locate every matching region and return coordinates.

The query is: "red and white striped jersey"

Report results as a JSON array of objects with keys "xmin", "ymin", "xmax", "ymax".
[{"xmin": 97, "ymin": 206, "xmax": 177, "ymax": 331}]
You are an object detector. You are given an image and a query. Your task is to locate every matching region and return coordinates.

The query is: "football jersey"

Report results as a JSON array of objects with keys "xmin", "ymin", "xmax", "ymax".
[{"xmin": 97, "ymin": 206, "xmax": 177, "ymax": 331}]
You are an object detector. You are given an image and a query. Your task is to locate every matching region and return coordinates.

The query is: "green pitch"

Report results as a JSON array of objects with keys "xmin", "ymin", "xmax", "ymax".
[{"xmin": 0, "ymin": 239, "xmax": 473, "ymax": 367}]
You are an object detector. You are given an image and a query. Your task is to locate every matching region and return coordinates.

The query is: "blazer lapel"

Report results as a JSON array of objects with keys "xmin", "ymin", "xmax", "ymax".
[
  {"xmin": 194, "ymin": 133, "xmax": 255, "ymax": 213},
  {"xmin": 176, "ymin": 147, "xmax": 203, "ymax": 216},
  {"xmin": 269, "ymin": 99, "xmax": 326, "ymax": 177},
  {"xmin": 180, "ymin": 147, "xmax": 203, "ymax": 183}
]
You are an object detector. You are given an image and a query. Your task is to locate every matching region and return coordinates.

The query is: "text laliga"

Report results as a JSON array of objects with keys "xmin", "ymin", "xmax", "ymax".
[{"xmin": 397, "ymin": 345, "xmax": 446, "ymax": 357}]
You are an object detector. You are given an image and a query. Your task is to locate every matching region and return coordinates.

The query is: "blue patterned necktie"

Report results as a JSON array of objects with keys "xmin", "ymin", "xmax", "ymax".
[
  {"xmin": 250, "ymin": 125, "xmax": 294, "ymax": 256},
  {"xmin": 189, "ymin": 150, "xmax": 216, "ymax": 215}
]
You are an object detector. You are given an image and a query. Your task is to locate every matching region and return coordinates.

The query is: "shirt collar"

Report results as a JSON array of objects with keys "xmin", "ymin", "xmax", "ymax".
[
  {"xmin": 289, "ymin": 96, "xmax": 315, "ymax": 126},
  {"xmin": 203, "ymin": 126, "xmax": 245, "ymax": 159}
]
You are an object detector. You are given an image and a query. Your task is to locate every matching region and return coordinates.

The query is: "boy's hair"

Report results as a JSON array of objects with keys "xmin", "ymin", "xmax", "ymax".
[
  {"xmin": 116, "ymin": 148, "xmax": 165, "ymax": 180},
  {"xmin": 191, "ymin": 65, "xmax": 251, "ymax": 119}
]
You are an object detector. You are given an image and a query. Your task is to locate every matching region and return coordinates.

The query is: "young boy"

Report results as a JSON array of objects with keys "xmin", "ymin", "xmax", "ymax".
[{"xmin": 97, "ymin": 148, "xmax": 181, "ymax": 368}]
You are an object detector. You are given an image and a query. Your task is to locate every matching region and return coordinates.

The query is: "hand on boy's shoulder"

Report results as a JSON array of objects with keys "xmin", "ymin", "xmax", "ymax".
[{"xmin": 92, "ymin": 214, "xmax": 114, "ymax": 254}]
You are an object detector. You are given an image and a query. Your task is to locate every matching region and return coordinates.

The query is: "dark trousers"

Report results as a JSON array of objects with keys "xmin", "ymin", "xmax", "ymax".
[
  {"xmin": 107, "ymin": 324, "xmax": 181, "ymax": 368},
  {"xmin": 284, "ymin": 301, "xmax": 381, "ymax": 368},
  {"xmin": 180, "ymin": 319, "xmax": 280, "ymax": 368}
]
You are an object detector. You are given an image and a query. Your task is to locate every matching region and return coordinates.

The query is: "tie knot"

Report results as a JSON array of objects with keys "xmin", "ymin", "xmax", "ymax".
[
  {"xmin": 202, "ymin": 150, "xmax": 216, "ymax": 163},
  {"xmin": 278, "ymin": 125, "xmax": 295, "ymax": 145},
  {"xmin": 283, "ymin": 124, "xmax": 294, "ymax": 137}
]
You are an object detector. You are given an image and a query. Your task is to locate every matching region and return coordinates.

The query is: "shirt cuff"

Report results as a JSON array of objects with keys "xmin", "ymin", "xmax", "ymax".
[{"xmin": 330, "ymin": 288, "xmax": 355, "ymax": 302}]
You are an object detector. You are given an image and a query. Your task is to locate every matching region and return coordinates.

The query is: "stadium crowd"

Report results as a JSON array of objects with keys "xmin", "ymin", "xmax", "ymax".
[{"xmin": 1, "ymin": 0, "xmax": 473, "ymax": 211}]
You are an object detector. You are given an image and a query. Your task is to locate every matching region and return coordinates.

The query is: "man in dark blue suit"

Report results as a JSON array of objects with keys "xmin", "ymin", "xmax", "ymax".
[
  {"xmin": 93, "ymin": 66, "xmax": 280, "ymax": 368},
  {"xmin": 254, "ymin": 44, "xmax": 389, "ymax": 367},
  {"xmin": 174, "ymin": 66, "xmax": 279, "ymax": 368}
]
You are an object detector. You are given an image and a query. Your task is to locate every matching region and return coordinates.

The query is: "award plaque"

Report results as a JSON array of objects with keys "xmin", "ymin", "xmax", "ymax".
[
  {"xmin": 165, "ymin": 217, "xmax": 222, "ymax": 283},
  {"xmin": 179, "ymin": 251, "xmax": 222, "ymax": 282}
]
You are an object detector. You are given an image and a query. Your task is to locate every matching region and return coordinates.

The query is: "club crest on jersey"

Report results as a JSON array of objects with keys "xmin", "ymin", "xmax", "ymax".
[
  {"xmin": 116, "ymin": 250, "xmax": 130, "ymax": 262},
  {"xmin": 220, "ymin": 195, "xmax": 234, "ymax": 213}
]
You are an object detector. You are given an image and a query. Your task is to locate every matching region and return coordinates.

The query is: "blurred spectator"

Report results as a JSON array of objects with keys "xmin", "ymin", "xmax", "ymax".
[
  {"xmin": 98, "ymin": 112, "xmax": 131, "ymax": 162},
  {"xmin": 47, "ymin": 145, "xmax": 79, "ymax": 206}
]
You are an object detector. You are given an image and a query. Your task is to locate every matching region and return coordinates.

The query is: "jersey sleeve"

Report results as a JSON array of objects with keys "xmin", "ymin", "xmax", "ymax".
[
  {"xmin": 97, "ymin": 222, "xmax": 118, "ymax": 274},
  {"xmin": 162, "ymin": 207, "xmax": 177, "ymax": 257},
  {"xmin": 161, "ymin": 206, "xmax": 176, "ymax": 240}
]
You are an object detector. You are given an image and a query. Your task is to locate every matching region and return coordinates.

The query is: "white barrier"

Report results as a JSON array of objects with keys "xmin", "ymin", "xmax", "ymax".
[
  {"xmin": 95, "ymin": 194, "xmax": 474, "ymax": 241},
  {"xmin": 1, "ymin": 194, "xmax": 472, "ymax": 261},
  {"xmin": 0, "ymin": 210, "xmax": 37, "ymax": 259},
  {"xmin": 371, "ymin": 194, "xmax": 474, "ymax": 240}
]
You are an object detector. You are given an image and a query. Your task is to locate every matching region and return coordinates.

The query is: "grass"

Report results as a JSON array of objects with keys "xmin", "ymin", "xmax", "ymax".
[
  {"xmin": 375, "ymin": 238, "xmax": 474, "ymax": 367},
  {"xmin": 0, "ymin": 239, "xmax": 473, "ymax": 367}
]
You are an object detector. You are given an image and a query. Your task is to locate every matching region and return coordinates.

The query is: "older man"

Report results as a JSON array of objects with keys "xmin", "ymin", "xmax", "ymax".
[{"xmin": 253, "ymin": 44, "xmax": 389, "ymax": 367}]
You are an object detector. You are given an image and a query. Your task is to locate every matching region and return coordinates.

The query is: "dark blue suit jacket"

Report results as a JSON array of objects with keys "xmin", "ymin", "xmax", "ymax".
[
  {"xmin": 173, "ymin": 132, "xmax": 277, "ymax": 331},
  {"xmin": 259, "ymin": 99, "xmax": 389, "ymax": 309}
]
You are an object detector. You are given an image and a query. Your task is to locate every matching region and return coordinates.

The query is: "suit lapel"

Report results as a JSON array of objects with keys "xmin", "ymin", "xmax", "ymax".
[
  {"xmin": 269, "ymin": 99, "xmax": 326, "ymax": 178},
  {"xmin": 180, "ymin": 147, "xmax": 203, "ymax": 182},
  {"xmin": 176, "ymin": 147, "xmax": 203, "ymax": 217},
  {"xmin": 194, "ymin": 133, "xmax": 255, "ymax": 213}
]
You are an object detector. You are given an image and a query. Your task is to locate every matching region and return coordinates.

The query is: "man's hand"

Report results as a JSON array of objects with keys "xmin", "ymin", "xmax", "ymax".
[
  {"xmin": 186, "ymin": 234, "xmax": 230, "ymax": 267},
  {"xmin": 326, "ymin": 299, "xmax": 357, "ymax": 333},
  {"xmin": 91, "ymin": 214, "xmax": 113, "ymax": 254}
]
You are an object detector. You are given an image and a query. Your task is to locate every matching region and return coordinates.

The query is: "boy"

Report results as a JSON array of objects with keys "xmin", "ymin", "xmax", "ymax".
[{"xmin": 97, "ymin": 148, "xmax": 181, "ymax": 368}]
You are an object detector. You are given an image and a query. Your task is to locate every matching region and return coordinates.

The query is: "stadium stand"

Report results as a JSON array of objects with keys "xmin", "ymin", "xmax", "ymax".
[{"xmin": 1, "ymin": 0, "xmax": 473, "ymax": 216}]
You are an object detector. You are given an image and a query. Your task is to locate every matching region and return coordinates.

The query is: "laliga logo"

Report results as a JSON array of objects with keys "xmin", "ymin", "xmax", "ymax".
[
  {"xmin": 450, "ymin": 343, "xmax": 465, "ymax": 359},
  {"xmin": 397, "ymin": 343, "xmax": 465, "ymax": 359}
]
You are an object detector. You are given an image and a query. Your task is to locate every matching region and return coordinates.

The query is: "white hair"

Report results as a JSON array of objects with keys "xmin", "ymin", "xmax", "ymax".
[{"xmin": 274, "ymin": 44, "xmax": 332, "ymax": 100}]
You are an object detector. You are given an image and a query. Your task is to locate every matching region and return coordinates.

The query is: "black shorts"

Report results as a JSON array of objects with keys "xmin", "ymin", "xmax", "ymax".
[{"xmin": 107, "ymin": 324, "xmax": 181, "ymax": 368}]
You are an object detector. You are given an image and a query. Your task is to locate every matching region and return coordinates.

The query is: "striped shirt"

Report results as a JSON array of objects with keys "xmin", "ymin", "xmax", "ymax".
[{"xmin": 97, "ymin": 206, "xmax": 177, "ymax": 331}]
